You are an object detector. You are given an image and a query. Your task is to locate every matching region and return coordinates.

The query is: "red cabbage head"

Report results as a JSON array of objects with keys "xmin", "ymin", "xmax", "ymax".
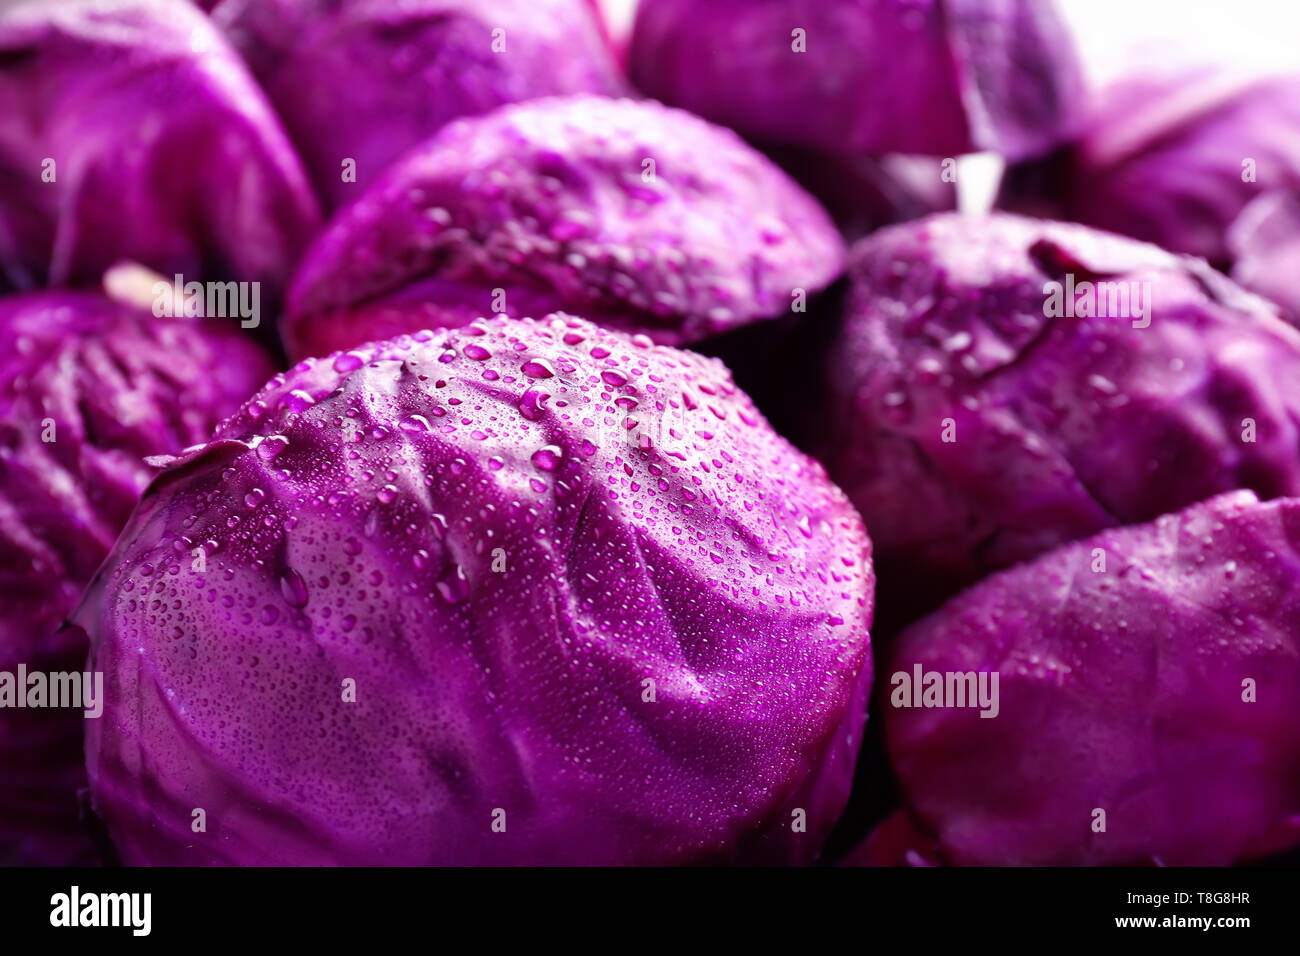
[
  {"xmin": 78, "ymin": 313, "xmax": 875, "ymax": 865},
  {"xmin": 628, "ymin": 0, "xmax": 1083, "ymax": 161},
  {"xmin": 820, "ymin": 212, "xmax": 1300, "ymax": 603},
  {"xmin": 0, "ymin": 291, "xmax": 273, "ymax": 864},
  {"xmin": 283, "ymin": 95, "xmax": 845, "ymax": 358},
  {"xmin": 0, "ymin": 0, "xmax": 320, "ymax": 298},
  {"xmin": 1005, "ymin": 71, "xmax": 1300, "ymax": 268},
  {"xmin": 884, "ymin": 491, "xmax": 1300, "ymax": 865},
  {"xmin": 210, "ymin": 0, "xmax": 625, "ymax": 212}
]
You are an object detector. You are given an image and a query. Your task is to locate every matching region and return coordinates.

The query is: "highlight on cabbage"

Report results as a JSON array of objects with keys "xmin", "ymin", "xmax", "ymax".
[{"xmin": 1228, "ymin": 190, "xmax": 1300, "ymax": 323}]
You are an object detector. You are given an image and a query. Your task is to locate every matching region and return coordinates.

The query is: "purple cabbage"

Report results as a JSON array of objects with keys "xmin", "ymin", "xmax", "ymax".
[
  {"xmin": 0, "ymin": 290, "xmax": 273, "ymax": 865},
  {"xmin": 818, "ymin": 212, "xmax": 1300, "ymax": 600},
  {"xmin": 1004, "ymin": 71, "xmax": 1300, "ymax": 268},
  {"xmin": 628, "ymin": 0, "xmax": 1083, "ymax": 161},
  {"xmin": 883, "ymin": 490, "xmax": 1300, "ymax": 865},
  {"xmin": 210, "ymin": 0, "xmax": 625, "ymax": 211},
  {"xmin": 283, "ymin": 95, "xmax": 845, "ymax": 358},
  {"xmin": 1229, "ymin": 190, "xmax": 1300, "ymax": 323},
  {"xmin": 0, "ymin": 0, "xmax": 320, "ymax": 299},
  {"xmin": 77, "ymin": 313, "xmax": 875, "ymax": 865}
]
